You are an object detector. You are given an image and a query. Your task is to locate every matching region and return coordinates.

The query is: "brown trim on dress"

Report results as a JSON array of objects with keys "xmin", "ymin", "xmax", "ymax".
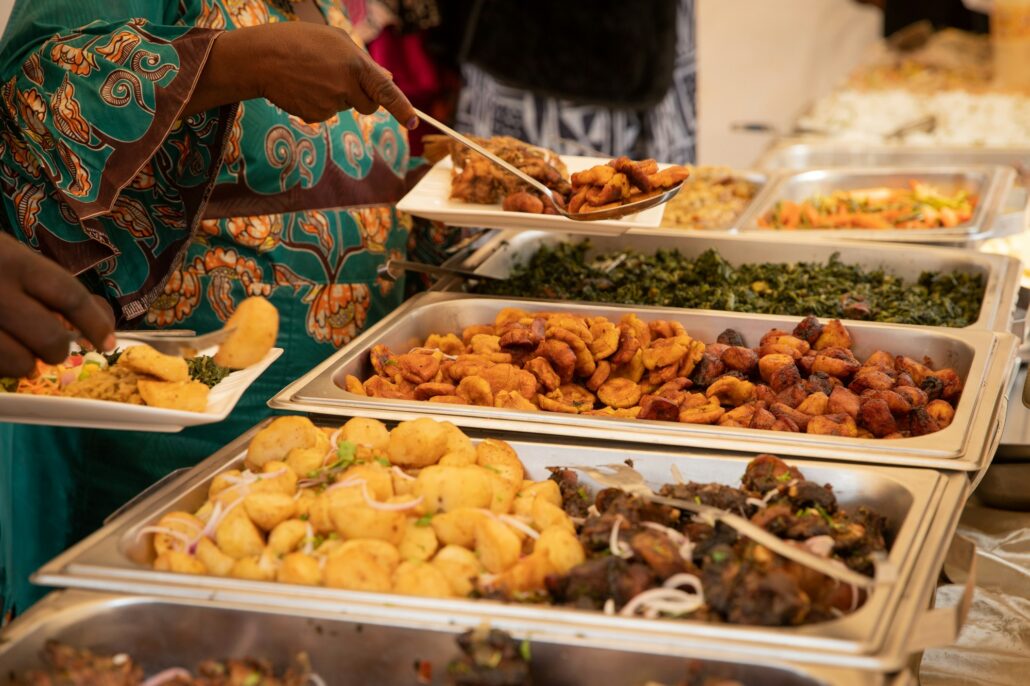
[{"xmin": 202, "ymin": 153, "xmax": 407, "ymax": 220}]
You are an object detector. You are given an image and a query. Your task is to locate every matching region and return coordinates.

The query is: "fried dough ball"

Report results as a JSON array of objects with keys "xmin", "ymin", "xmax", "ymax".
[
  {"xmin": 243, "ymin": 492, "xmax": 296, "ymax": 532},
  {"xmin": 475, "ymin": 517, "xmax": 522, "ymax": 574},
  {"xmin": 154, "ymin": 551, "xmax": 207, "ymax": 575},
  {"xmin": 432, "ymin": 545, "xmax": 482, "ymax": 596},
  {"xmin": 431, "ymin": 507, "xmax": 490, "ymax": 548},
  {"xmin": 331, "ymin": 502, "xmax": 407, "ymax": 546},
  {"xmin": 386, "ymin": 418, "xmax": 452, "ymax": 468},
  {"xmin": 597, "ymin": 378, "xmax": 643, "ymax": 408},
  {"xmin": 214, "ymin": 296, "xmax": 279, "ymax": 368},
  {"xmin": 337, "ymin": 417, "xmax": 390, "ymax": 452},
  {"xmin": 513, "ymin": 481, "xmax": 563, "ymax": 520},
  {"xmin": 324, "ymin": 549, "xmax": 392, "ymax": 592},
  {"xmin": 151, "ymin": 512, "xmax": 203, "ymax": 557},
  {"xmin": 393, "ymin": 560, "xmax": 454, "ymax": 598},
  {"xmin": 194, "ymin": 537, "xmax": 235, "ymax": 577},
  {"xmin": 416, "ymin": 465, "xmax": 493, "ymax": 513},
  {"xmin": 246, "ymin": 416, "xmax": 322, "ymax": 470},
  {"xmin": 215, "ymin": 511, "xmax": 265, "ymax": 560}
]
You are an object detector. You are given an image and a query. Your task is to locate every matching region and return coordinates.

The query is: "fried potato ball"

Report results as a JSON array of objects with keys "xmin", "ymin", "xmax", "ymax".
[
  {"xmin": 151, "ymin": 512, "xmax": 204, "ymax": 557},
  {"xmin": 214, "ymin": 296, "xmax": 279, "ymax": 368},
  {"xmin": 154, "ymin": 551, "xmax": 206, "ymax": 575},
  {"xmin": 230, "ymin": 554, "xmax": 277, "ymax": 582},
  {"xmin": 330, "ymin": 502, "xmax": 406, "ymax": 546},
  {"xmin": 339, "ymin": 417, "xmax": 390, "ymax": 451},
  {"xmin": 431, "ymin": 507, "xmax": 490, "ymax": 548},
  {"xmin": 215, "ymin": 510, "xmax": 266, "ymax": 560},
  {"xmin": 246, "ymin": 416, "xmax": 322, "ymax": 470},
  {"xmin": 267, "ymin": 519, "xmax": 309, "ymax": 556},
  {"xmin": 336, "ymin": 539, "xmax": 401, "ymax": 573},
  {"xmin": 535, "ymin": 525, "xmax": 586, "ymax": 574},
  {"xmin": 416, "ymin": 465, "xmax": 493, "ymax": 513},
  {"xmin": 277, "ymin": 552, "xmax": 322, "ymax": 586},
  {"xmin": 324, "ymin": 550, "xmax": 392, "ymax": 592},
  {"xmin": 243, "ymin": 492, "xmax": 296, "ymax": 532},
  {"xmin": 475, "ymin": 516, "xmax": 522, "ymax": 574},
  {"xmin": 393, "ymin": 560, "xmax": 454, "ymax": 598},
  {"xmin": 386, "ymin": 418, "xmax": 451, "ymax": 468},
  {"xmin": 512, "ymin": 481, "xmax": 562, "ymax": 519},
  {"xmin": 431, "ymin": 545, "xmax": 481, "ymax": 596},
  {"xmin": 194, "ymin": 537, "xmax": 235, "ymax": 577},
  {"xmin": 399, "ymin": 520, "xmax": 440, "ymax": 561},
  {"xmin": 249, "ymin": 460, "xmax": 299, "ymax": 497}
]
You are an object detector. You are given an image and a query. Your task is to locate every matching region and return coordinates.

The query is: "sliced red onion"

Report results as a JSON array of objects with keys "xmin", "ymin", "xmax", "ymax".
[
  {"xmin": 142, "ymin": 668, "xmax": 193, "ymax": 686},
  {"xmin": 619, "ymin": 588, "xmax": 705, "ymax": 618},
  {"xmin": 308, "ymin": 674, "xmax": 328, "ymax": 686},
  {"xmin": 603, "ymin": 598, "xmax": 616, "ymax": 615},
  {"xmin": 391, "ymin": 466, "xmax": 416, "ymax": 481},
  {"xmin": 609, "ymin": 515, "xmax": 633, "ymax": 559},
  {"xmin": 329, "ymin": 427, "xmax": 343, "ymax": 449},
  {"xmin": 802, "ymin": 535, "xmax": 836, "ymax": 558},
  {"xmin": 498, "ymin": 514, "xmax": 540, "ymax": 540},
  {"xmin": 587, "ymin": 505, "xmax": 601, "ymax": 518},
  {"xmin": 302, "ymin": 522, "xmax": 315, "ymax": 556},
  {"xmin": 363, "ymin": 490, "xmax": 423, "ymax": 512},
  {"xmin": 745, "ymin": 497, "xmax": 767, "ymax": 509},
  {"xmin": 325, "ymin": 477, "xmax": 367, "ymax": 493},
  {"xmin": 670, "ymin": 464, "xmax": 685, "ymax": 485},
  {"xmin": 661, "ymin": 573, "xmax": 705, "ymax": 601},
  {"xmin": 135, "ymin": 526, "xmax": 192, "ymax": 548},
  {"xmin": 641, "ymin": 522, "xmax": 694, "ymax": 561}
]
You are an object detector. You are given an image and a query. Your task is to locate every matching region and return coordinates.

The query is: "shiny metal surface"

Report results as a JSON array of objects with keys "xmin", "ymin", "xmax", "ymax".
[
  {"xmin": 34, "ymin": 421, "xmax": 967, "ymax": 670},
  {"xmin": 269, "ymin": 292, "xmax": 1018, "ymax": 471},
  {"xmin": 442, "ymin": 229, "xmax": 1023, "ymax": 335},
  {"xmin": 738, "ymin": 166, "xmax": 1015, "ymax": 245},
  {"xmin": 755, "ymin": 141, "xmax": 1030, "ymax": 179},
  {"xmin": 0, "ymin": 591, "xmax": 911, "ymax": 686}
]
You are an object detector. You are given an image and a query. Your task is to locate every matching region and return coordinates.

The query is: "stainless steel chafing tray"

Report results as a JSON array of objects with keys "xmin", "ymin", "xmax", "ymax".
[
  {"xmin": 737, "ymin": 166, "xmax": 1016, "ymax": 245},
  {"xmin": 268, "ymin": 292, "xmax": 1018, "ymax": 472},
  {"xmin": 754, "ymin": 141, "xmax": 1030, "ymax": 180},
  {"xmin": 436, "ymin": 229, "xmax": 1023, "ymax": 336},
  {"xmin": 34, "ymin": 420, "xmax": 971, "ymax": 671},
  {"xmin": 0, "ymin": 591, "xmax": 917, "ymax": 686}
]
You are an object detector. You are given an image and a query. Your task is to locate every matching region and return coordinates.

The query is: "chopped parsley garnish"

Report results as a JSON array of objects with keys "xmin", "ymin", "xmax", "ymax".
[
  {"xmin": 776, "ymin": 471, "xmax": 793, "ymax": 483},
  {"xmin": 518, "ymin": 639, "xmax": 532, "ymax": 662},
  {"xmin": 375, "ymin": 457, "xmax": 391, "ymax": 467},
  {"xmin": 415, "ymin": 514, "xmax": 433, "ymax": 527},
  {"xmin": 187, "ymin": 355, "xmax": 232, "ymax": 388},
  {"xmin": 711, "ymin": 550, "xmax": 729, "ymax": 563}
]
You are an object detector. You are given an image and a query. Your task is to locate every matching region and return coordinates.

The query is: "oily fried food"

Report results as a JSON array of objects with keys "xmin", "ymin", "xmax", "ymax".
[
  {"xmin": 118, "ymin": 345, "xmax": 189, "ymax": 382},
  {"xmin": 214, "ymin": 296, "xmax": 280, "ymax": 368},
  {"xmin": 357, "ymin": 312, "xmax": 962, "ymax": 440},
  {"xmin": 138, "ymin": 379, "xmax": 210, "ymax": 412},
  {"xmin": 569, "ymin": 156, "xmax": 690, "ymax": 214},
  {"xmin": 144, "ymin": 415, "xmax": 585, "ymax": 602}
]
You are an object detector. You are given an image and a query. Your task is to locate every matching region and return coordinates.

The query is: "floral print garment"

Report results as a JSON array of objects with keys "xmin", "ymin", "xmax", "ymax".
[{"xmin": 0, "ymin": 0, "xmax": 430, "ymax": 383}]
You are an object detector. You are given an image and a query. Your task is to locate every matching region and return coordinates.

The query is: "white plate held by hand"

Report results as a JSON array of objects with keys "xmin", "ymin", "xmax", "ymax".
[{"xmin": 0, "ymin": 342, "xmax": 282, "ymax": 433}]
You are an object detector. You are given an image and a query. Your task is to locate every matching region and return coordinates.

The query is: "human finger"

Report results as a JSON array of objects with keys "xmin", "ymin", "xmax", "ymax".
[
  {"xmin": 356, "ymin": 58, "xmax": 417, "ymax": 129},
  {"xmin": 0, "ymin": 329, "xmax": 41, "ymax": 378},
  {"xmin": 23, "ymin": 257, "xmax": 116, "ymax": 351},
  {"xmin": 3, "ymin": 293, "xmax": 79, "ymax": 364}
]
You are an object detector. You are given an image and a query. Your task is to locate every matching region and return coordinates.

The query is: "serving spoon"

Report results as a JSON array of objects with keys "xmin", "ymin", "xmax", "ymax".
[{"xmin": 414, "ymin": 107, "xmax": 685, "ymax": 222}]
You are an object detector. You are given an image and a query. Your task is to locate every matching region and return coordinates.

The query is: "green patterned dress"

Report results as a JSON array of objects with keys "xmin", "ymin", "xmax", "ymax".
[{"xmin": 0, "ymin": 0, "xmax": 446, "ymax": 619}]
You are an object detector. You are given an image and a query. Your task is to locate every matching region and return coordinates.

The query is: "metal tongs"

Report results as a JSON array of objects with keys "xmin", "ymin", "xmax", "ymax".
[
  {"xmin": 377, "ymin": 259, "xmax": 503, "ymax": 284},
  {"xmin": 572, "ymin": 463, "xmax": 889, "ymax": 590},
  {"xmin": 414, "ymin": 107, "xmax": 686, "ymax": 222},
  {"xmin": 116, "ymin": 328, "xmax": 236, "ymax": 356}
]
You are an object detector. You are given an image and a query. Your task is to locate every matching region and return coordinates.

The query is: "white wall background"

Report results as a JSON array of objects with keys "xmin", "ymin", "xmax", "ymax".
[
  {"xmin": 696, "ymin": 0, "xmax": 882, "ymax": 166},
  {"xmin": 0, "ymin": 0, "xmax": 12, "ymax": 35}
]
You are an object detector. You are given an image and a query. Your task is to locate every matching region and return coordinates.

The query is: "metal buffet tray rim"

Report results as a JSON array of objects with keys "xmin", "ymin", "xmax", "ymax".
[
  {"xmin": 439, "ymin": 228, "xmax": 1023, "ymax": 335},
  {"xmin": 0, "ymin": 590, "xmax": 917, "ymax": 686},
  {"xmin": 753, "ymin": 139, "xmax": 1030, "ymax": 174},
  {"xmin": 33, "ymin": 420, "xmax": 965, "ymax": 671},
  {"xmin": 735, "ymin": 165, "xmax": 1016, "ymax": 244},
  {"xmin": 269, "ymin": 291, "xmax": 1018, "ymax": 472}
]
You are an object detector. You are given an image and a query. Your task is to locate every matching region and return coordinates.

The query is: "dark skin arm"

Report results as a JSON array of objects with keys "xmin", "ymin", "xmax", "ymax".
[
  {"xmin": 184, "ymin": 21, "xmax": 418, "ymax": 128},
  {"xmin": 0, "ymin": 233, "xmax": 115, "ymax": 377}
]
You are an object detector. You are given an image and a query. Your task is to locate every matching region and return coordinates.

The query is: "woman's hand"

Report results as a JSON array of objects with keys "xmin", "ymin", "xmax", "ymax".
[
  {"xmin": 0, "ymin": 233, "xmax": 115, "ymax": 377},
  {"xmin": 188, "ymin": 22, "xmax": 417, "ymax": 128}
]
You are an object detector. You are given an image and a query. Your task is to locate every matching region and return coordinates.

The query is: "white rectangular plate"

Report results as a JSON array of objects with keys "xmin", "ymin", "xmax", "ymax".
[
  {"xmin": 0, "ymin": 342, "xmax": 283, "ymax": 433},
  {"xmin": 397, "ymin": 155, "xmax": 666, "ymax": 235}
]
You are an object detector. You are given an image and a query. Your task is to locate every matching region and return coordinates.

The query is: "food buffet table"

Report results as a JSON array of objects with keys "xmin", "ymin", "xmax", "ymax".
[{"xmin": 3, "ymin": 25, "xmax": 1029, "ymax": 686}]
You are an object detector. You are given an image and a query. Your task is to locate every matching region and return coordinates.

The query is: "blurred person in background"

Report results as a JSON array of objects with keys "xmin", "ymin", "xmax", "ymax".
[{"xmin": 433, "ymin": 0, "xmax": 696, "ymax": 164}]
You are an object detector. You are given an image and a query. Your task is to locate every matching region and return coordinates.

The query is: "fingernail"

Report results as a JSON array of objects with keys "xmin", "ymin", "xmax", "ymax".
[
  {"xmin": 103, "ymin": 334, "xmax": 116, "ymax": 351},
  {"xmin": 406, "ymin": 116, "xmax": 419, "ymax": 130}
]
